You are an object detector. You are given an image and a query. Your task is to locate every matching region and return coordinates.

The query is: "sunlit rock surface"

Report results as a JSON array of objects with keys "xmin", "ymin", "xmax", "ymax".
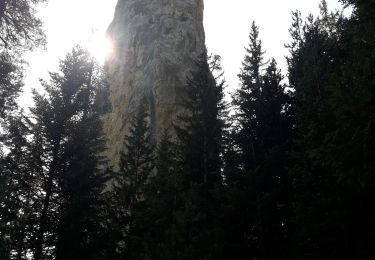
[{"xmin": 104, "ymin": 0, "xmax": 206, "ymax": 164}]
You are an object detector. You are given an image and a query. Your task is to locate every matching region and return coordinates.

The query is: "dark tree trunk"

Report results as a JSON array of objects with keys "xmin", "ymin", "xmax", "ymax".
[
  {"xmin": 203, "ymin": 136, "xmax": 208, "ymax": 183},
  {"xmin": 33, "ymin": 175, "xmax": 53, "ymax": 260},
  {"xmin": 34, "ymin": 141, "xmax": 61, "ymax": 260}
]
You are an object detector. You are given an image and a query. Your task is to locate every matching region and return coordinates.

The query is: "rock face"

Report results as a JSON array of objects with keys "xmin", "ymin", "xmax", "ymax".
[{"xmin": 104, "ymin": 0, "xmax": 206, "ymax": 164}]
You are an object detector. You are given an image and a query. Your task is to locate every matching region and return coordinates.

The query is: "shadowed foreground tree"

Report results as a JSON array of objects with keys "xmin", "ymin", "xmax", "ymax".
[
  {"xmin": 176, "ymin": 53, "xmax": 226, "ymax": 186},
  {"xmin": 0, "ymin": 52, "xmax": 22, "ymax": 121},
  {"xmin": 0, "ymin": 0, "xmax": 46, "ymax": 51},
  {"xmin": 0, "ymin": 114, "xmax": 33, "ymax": 259},
  {"xmin": 287, "ymin": 0, "xmax": 375, "ymax": 258},
  {"xmin": 1, "ymin": 1, "xmax": 374, "ymax": 259},
  {"xmin": 167, "ymin": 53, "xmax": 227, "ymax": 259},
  {"xmin": 233, "ymin": 21, "xmax": 265, "ymax": 174},
  {"xmin": 110, "ymin": 53, "xmax": 228, "ymax": 259},
  {"xmin": 53, "ymin": 56, "xmax": 112, "ymax": 260},
  {"xmin": 109, "ymin": 102, "xmax": 155, "ymax": 259},
  {"xmin": 0, "ymin": 1, "xmax": 47, "ymax": 258},
  {"xmin": 132, "ymin": 132, "xmax": 183, "ymax": 259},
  {"xmin": 0, "ymin": 0, "xmax": 46, "ymax": 124},
  {"xmin": 0, "ymin": 47, "xmax": 110, "ymax": 260},
  {"xmin": 229, "ymin": 21, "xmax": 294, "ymax": 259}
]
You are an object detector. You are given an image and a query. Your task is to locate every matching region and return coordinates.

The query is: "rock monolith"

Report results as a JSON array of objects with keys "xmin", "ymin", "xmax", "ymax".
[{"xmin": 104, "ymin": 0, "xmax": 206, "ymax": 164}]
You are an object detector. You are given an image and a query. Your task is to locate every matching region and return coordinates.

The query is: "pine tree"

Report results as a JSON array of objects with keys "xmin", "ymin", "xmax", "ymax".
[
  {"xmin": 1, "ymin": 3, "xmax": 47, "ymax": 253},
  {"xmin": 125, "ymin": 132, "xmax": 184, "ymax": 259},
  {"xmin": 286, "ymin": 1, "xmax": 375, "ymax": 258},
  {"xmin": 148, "ymin": 133, "xmax": 183, "ymax": 258},
  {"xmin": 251, "ymin": 59, "xmax": 293, "ymax": 260},
  {"xmin": 285, "ymin": 5, "xmax": 344, "ymax": 259},
  {"xmin": 0, "ymin": 115, "xmax": 34, "ymax": 259},
  {"xmin": 123, "ymin": 53, "xmax": 227, "ymax": 259},
  {"xmin": 173, "ymin": 53, "xmax": 227, "ymax": 259},
  {"xmin": 313, "ymin": 0, "xmax": 375, "ymax": 187},
  {"xmin": 0, "ymin": 52, "xmax": 24, "ymax": 258},
  {"xmin": 231, "ymin": 22, "xmax": 267, "ymax": 258},
  {"xmin": 176, "ymin": 53, "xmax": 226, "ymax": 186},
  {"xmin": 0, "ymin": 0, "xmax": 46, "ymax": 52},
  {"xmin": 54, "ymin": 56, "xmax": 111, "ymax": 260},
  {"xmin": 233, "ymin": 21, "xmax": 265, "ymax": 173},
  {"xmin": 0, "ymin": 52, "xmax": 23, "ymax": 121},
  {"xmin": 110, "ymin": 102, "xmax": 155, "ymax": 259},
  {"xmin": 30, "ymin": 47, "xmax": 96, "ymax": 260},
  {"xmin": 231, "ymin": 22, "xmax": 294, "ymax": 259},
  {"xmin": 0, "ymin": 0, "xmax": 46, "ymax": 120},
  {"xmin": 0, "ymin": 0, "xmax": 46, "ymax": 149},
  {"xmin": 0, "ymin": 46, "xmax": 110, "ymax": 259}
]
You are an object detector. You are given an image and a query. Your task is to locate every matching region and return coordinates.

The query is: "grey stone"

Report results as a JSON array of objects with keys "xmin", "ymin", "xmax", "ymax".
[{"xmin": 104, "ymin": 0, "xmax": 206, "ymax": 165}]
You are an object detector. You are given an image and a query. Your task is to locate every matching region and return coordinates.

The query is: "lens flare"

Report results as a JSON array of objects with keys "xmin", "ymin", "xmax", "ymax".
[{"xmin": 87, "ymin": 35, "xmax": 113, "ymax": 63}]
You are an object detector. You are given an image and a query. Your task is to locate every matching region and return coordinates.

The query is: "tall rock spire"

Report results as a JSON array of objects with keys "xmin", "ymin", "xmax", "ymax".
[{"xmin": 104, "ymin": 0, "xmax": 206, "ymax": 164}]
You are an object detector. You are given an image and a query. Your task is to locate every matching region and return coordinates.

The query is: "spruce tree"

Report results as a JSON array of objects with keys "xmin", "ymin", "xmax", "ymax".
[
  {"xmin": 0, "ymin": 52, "xmax": 24, "ymax": 257},
  {"xmin": 231, "ymin": 22, "xmax": 267, "ymax": 258},
  {"xmin": 250, "ymin": 59, "xmax": 293, "ymax": 260},
  {"xmin": 234, "ymin": 21, "xmax": 265, "ymax": 173},
  {"xmin": 1, "ymin": 3, "xmax": 47, "ymax": 252},
  {"xmin": 125, "ymin": 132, "xmax": 184, "ymax": 259},
  {"xmin": 0, "ymin": 52, "xmax": 23, "ymax": 121},
  {"xmin": 286, "ymin": 5, "xmax": 342, "ymax": 259},
  {"xmin": 124, "ymin": 53, "xmax": 227, "ymax": 259},
  {"xmin": 0, "ymin": 0, "xmax": 46, "ymax": 52},
  {"xmin": 310, "ymin": 0, "xmax": 375, "ymax": 187},
  {"xmin": 30, "ymin": 47, "xmax": 94, "ymax": 260},
  {"xmin": 231, "ymin": 22, "xmax": 294, "ymax": 259},
  {"xmin": 54, "ymin": 57, "xmax": 111, "ymax": 260},
  {"xmin": 0, "ymin": 0, "xmax": 46, "ymax": 121},
  {"xmin": 148, "ymin": 133, "xmax": 183, "ymax": 258},
  {"xmin": 0, "ymin": 46, "xmax": 110, "ymax": 259},
  {"xmin": 176, "ymin": 53, "xmax": 226, "ymax": 186},
  {"xmin": 110, "ymin": 102, "xmax": 155, "ymax": 259},
  {"xmin": 173, "ymin": 53, "xmax": 227, "ymax": 259},
  {"xmin": 0, "ymin": 115, "xmax": 34, "ymax": 260},
  {"xmin": 286, "ymin": 1, "xmax": 375, "ymax": 258}
]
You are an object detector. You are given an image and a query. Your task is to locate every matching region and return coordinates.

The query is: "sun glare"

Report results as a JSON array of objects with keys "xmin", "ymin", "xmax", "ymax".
[{"xmin": 87, "ymin": 35, "xmax": 114, "ymax": 63}]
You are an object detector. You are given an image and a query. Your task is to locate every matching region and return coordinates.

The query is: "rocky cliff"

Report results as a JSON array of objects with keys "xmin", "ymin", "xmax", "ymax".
[{"xmin": 104, "ymin": 0, "xmax": 206, "ymax": 164}]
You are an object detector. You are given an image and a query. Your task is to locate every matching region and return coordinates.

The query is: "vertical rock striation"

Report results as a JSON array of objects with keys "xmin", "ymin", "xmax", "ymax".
[{"xmin": 104, "ymin": 0, "xmax": 206, "ymax": 164}]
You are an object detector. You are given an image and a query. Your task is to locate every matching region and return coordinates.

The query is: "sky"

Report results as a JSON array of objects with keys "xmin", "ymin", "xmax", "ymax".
[{"xmin": 21, "ymin": 0, "xmax": 346, "ymax": 107}]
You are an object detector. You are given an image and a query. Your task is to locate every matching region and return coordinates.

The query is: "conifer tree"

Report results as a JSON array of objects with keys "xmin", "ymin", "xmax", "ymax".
[
  {"xmin": 31, "ymin": 47, "xmax": 100, "ymax": 260},
  {"xmin": 123, "ymin": 53, "xmax": 227, "ymax": 259},
  {"xmin": 0, "ymin": 46, "xmax": 110, "ymax": 259},
  {"xmin": 0, "ymin": 0, "xmax": 46, "ymax": 121},
  {"xmin": 233, "ymin": 21, "xmax": 265, "ymax": 172},
  {"xmin": 110, "ymin": 102, "xmax": 155, "ymax": 258},
  {"xmin": 0, "ymin": 54, "xmax": 24, "ymax": 253},
  {"xmin": 231, "ymin": 22, "xmax": 294, "ymax": 259},
  {"xmin": 250, "ymin": 59, "xmax": 293, "ymax": 260},
  {"xmin": 0, "ymin": 52, "xmax": 23, "ymax": 122},
  {"xmin": 310, "ymin": 0, "xmax": 375, "ymax": 187},
  {"xmin": 176, "ymin": 53, "xmax": 226, "ymax": 186},
  {"xmin": 286, "ymin": 5, "xmax": 343, "ymax": 259},
  {"xmin": 231, "ymin": 22, "xmax": 267, "ymax": 258},
  {"xmin": 0, "ymin": 115, "xmax": 35, "ymax": 259},
  {"xmin": 173, "ymin": 53, "xmax": 227, "ymax": 258},
  {"xmin": 1, "ymin": 2, "xmax": 47, "ymax": 244},
  {"xmin": 0, "ymin": 0, "xmax": 46, "ymax": 52},
  {"xmin": 54, "ymin": 58, "xmax": 111, "ymax": 260},
  {"xmin": 286, "ymin": 1, "xmax": 375, "ymax": 258},
  {"xmin": 125, "ymin": 132, "xmax": 184, "ymax": 259},
  {"xmin": 148, "ymin": 133, "xmax": 183, "ymax": 258}
]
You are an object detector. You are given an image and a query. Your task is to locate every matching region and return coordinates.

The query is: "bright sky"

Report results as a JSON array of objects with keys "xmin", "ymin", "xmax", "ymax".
[{"xmin": 21, "ymin": 0, "xmax": 345, "ymax": 107}]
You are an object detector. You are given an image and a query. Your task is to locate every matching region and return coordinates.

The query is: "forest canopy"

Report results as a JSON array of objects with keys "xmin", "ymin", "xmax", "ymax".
[{"xmin": 0, "ymin": 0, "xmax": 374, "ymax": 259}]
